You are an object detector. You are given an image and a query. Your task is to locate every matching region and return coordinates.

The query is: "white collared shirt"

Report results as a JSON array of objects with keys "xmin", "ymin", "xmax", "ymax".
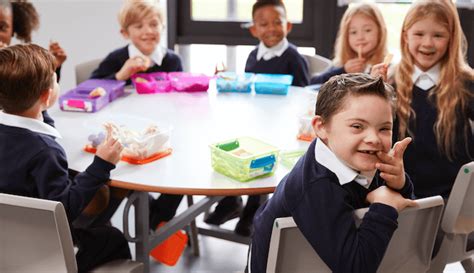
[
  {"xmin": 256, "ymin": 38, "xmax": 289, "ymax": 61},
  {"xmin": 314, "ymin": 139, "xmax": 375, "ymax": 188},
  {"xmin": 0, "ymin": 111, "xmax": 61, "ymax": 139},
  {"xmin": 128, "ymin": 44, "xmax": 166, "ymax": 66},
  {"xmin": 412, "ymin": 64, "xmax": 440, "ymax": 91}
]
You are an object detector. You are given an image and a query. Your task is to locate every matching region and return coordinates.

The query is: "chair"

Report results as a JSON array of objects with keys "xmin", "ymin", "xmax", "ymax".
[
  {"xmin": 266, "ymin": 196, "xmax": 444, "ymax": 273},
  {"xmin": 75, "ymin": 58, "xmax": 102, "ymax": 85},
  {"xmin": 302, "ymin": 54, "xmax": 332, "ymax": 77},
  {"xmin": 428, "ymin": 161, "xmax": 474, "ymax": 273},
  {"xmin": 0, "ymin": 193, "xmax": 143, "ymax": 273}
]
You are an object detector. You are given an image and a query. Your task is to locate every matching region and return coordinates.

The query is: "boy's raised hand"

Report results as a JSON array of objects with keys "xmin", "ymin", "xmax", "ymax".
[
  {"xmin": 49, "ymin": 41, "xmax": 67, "ymax": 68},
  {"xmin": 367, "ymin": 186, "xmax": 417, "ymax": 212},
  {"xmin": 115, "ymin": 56, "xmax": 150, "ymax": 81},
  {"xmin": 95, "ymin": 133, "xmax": 123, "ymax": 165},
  {"xmin": 370, "ymin": 63, "xmax": 388, "ymax": 82},
  {"xmin": 376, "ymin": 137, "xmax": 412, "ymax": 190},
  {"xmin": 344, "ymin": 58, "xmax": 366, "ymax": 73}
]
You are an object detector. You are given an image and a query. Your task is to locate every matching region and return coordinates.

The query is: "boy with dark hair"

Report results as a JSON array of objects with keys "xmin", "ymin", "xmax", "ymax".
[
  {"xmin": 249, "ymin": 73, "xmax": 416, "ymax": 273},
  {"xmin": 0, "ymin": 44, "xmax": 130, "ymax": 273}
]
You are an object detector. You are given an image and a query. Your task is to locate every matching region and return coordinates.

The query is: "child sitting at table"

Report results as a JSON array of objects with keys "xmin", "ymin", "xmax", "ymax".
[
  {"xmin": 90, "ymin": 0, "xmax": 183, "ymax": 84},
  {"xmin": 205, "ymin": 0, "xmax": 310, "ymax": 238},
  {"xmin": 244, "ymin": 0, "xmax": 309, "ymax": 87},
  {"xmin": 310, "ymin": 3, "xmax": 388, "ymax": 85},
  {"xmin": 248, "ymin": 73, "xmax": 416, "ymax": 273},
  {"xmin": 0, "ymin": 44, "xmax": 130, "ymax": 272}
]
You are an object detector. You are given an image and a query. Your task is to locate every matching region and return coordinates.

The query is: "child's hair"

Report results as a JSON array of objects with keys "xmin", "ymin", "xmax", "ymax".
[
  {"xmin": 0, "ymin": 0, "xmax": 39, "ymax": 43},
  {"xmin": 251, "ymin": 0, "xmax": 286, "ymax": 19},
  {"xmin": 118, "ymin": 0, "xmax": 164, "ymax": 30},
  {"xmin": 395, "ymin": 0, "xmax": 474, "ymax": 160},
  {"xmin": 316, "ymin": 73, "xmax": 395, "ymax": 122},
  {"xmin": 333, "ymin": 3, "xmax": 387, "ymax": 66},
  {"xmin": 0, "ymin": 44, "xmax": 55, "ymax": 113}
]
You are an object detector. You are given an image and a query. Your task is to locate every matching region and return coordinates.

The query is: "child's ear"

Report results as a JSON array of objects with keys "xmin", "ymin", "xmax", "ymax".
[
  {"xmin": 120, "ymin": 28, "xmax": 129, "ymax": 39},
  {"xmin": 286, "ymin": 21, "xmax": 293, "ymax": 34},
  {"xmin": 312, "ymin": 115, "xmax": 328, "ymax": 140},
  {"xmin": 249, "ymin": 24, "xmax": 259, "ymax": 39},
  {"xmin": 39, "ymin": 88, "xmax": 52, "ymax": 108}
]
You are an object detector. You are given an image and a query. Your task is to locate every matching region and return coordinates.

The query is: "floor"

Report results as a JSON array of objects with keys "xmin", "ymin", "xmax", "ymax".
[{"xmin": 110, "ymin": 196, "xmax": 467, "ymax": 273}]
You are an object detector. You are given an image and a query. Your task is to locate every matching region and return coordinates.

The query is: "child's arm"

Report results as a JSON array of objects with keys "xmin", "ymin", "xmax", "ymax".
[
  {"xmin": 290, "ymin": 54, "xmax": 310, "ymax": 87},
  {"xmin": 375, "ymin": 137, "xmax": 412, "ymax": 191},
  {"xmin": 366, "ymin": 185, "xmax": 417, "ymax": 212},
  {"xmin": 310, "ymin": 66, "xmax": 345, "ymax": 85},
  {"xmin": 115, "ymin": 56, "xmax": 150, "ymax": 81},
  {"xmin": 49, "ymin": 41, "xmax": 67, "ymax": 68}
]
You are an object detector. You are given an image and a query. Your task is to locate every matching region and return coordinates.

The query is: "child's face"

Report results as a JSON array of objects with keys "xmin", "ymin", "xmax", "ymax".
[
  {"xmin": 0, "ymin": 7, "xmax": 13, "ymax": 46},
  {"xmin": 122, "ymin": 13, "xmax": 162, "ymax": 56},
  {"xmin": 314, "ymin": 94, "xmax": 393, "ymax": 172},
  {"xmin": 405, "ymin": 17, "xmax": 449, "ymax": 71},
  {"xmin": 250, "ymin": 5, "xmax": 292, "ymax": 48},
  {"xmin": 348, "ymin": 14, "xmax": 379, "ymax": 58}
]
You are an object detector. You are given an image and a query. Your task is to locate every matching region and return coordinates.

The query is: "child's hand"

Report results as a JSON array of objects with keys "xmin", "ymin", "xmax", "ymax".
[
  {"xmin": 370, "ymin": 63, "xmax": 388, "ymax": 82},
  {"xmin": 375, "ymin": 137, "xmax": 412, "ymax": 190},
  {"xmin": 344, "ymin": 58, "xmax": 366, "ymax": 73},
  {"xmin": 115, "ymin": 56, "xmax": 150, "ymax": 81},
  {"xmin": 95, "ymin": 135, "xmax": 123, "ymax": 165},
  {"xmin": 0, "ymin": 41, "xmax": 7, "ymax": 48},
  {"xmin": 367, "ymin": 186, "xmax": 417, "ymax": 212},
  {"xmin": 49, "ymin": 41, "xmax": 67, "ymax": 68}
]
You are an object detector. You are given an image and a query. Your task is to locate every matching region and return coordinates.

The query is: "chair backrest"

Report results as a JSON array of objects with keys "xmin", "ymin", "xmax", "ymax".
[
  {"xmin": 441, "ymin": 161, "xmax": 474, "ymax": 234},
  {"xmin": 302, "ymin": 54, "xmax": 332, "ymax": 77},
  {"xmin": 266, "ymin": 196, "xmax": 444, "ymax": 273},
  {"xmin": 75, "ymin": 58, "xmax": 102, "ymax": 85},
  {"xmin": 0, "ymin": 193, "xmax": 78, "ymax": 273}
]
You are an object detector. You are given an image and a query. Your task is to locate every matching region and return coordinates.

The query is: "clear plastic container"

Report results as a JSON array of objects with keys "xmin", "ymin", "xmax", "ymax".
[
  {"xmin": 209, "ymin": 137, "xmax": 279, "ymax": 182},
  {"xmin": 216, "ymin": 72, "xmax": 254, "ymax": 93}
]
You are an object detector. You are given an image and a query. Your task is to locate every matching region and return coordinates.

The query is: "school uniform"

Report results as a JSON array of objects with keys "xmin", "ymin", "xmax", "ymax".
[
  {"xmin": 90, "ymin": 44, "xmax": 183, "ymax": 84},
  {"xmin": 394, "ymin": 64, "xmax": 474, "ymax": 199},
  {"xmin": 245, "ymin": 38, "xmax": 309, "ymax": 87},
  {"xmin": 310, "ymin": 65, "xmax": 344, "ymax": 85},
  {"xmin": 0, "ymin": 111, "xmax": 131, "ymax": 272},
  {"xmin": 249, "ymin": 138, "xmax": 414, "ymax": 273}
]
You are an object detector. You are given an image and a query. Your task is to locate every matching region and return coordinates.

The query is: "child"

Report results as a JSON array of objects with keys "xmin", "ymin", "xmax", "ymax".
[
  {"xmin": 248, "ymin": 73, "xmax": 416, "ymax": 273},
  {"xmin": 0, "ymin": 0, "xmax": 67, "ymax": 80},
  {"xmin": 373, "ymin": 0, "xmax": 474, "ymax": 199},
  {"xmin": 91, "ymin": 0, "xmax": 183, "ymax": 83},
  {"xmin": 310, "ymin": 3, "xmax": 388, "ymax": 85},
  {"xmin": 206, "ymin": 0, "xmax": 310, "ymax": 237},
  {"xmin": 244, "ymin": 0, "xmax": 309, "ymax": 87},
  {"xmin": 0, "ymin": 44, "xmax": 130, "ymax": 273}
]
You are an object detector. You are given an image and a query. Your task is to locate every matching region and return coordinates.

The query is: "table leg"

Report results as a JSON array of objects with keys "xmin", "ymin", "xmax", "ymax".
[{"xmin": 186, "ymin": 195, "xmax": 200, "ymax": 256}]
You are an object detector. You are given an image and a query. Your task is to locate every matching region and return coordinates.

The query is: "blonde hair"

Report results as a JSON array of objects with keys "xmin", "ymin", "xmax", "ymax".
[
  {"xmin": 118, "ymin": 0, "xmax": 164, "ymax": 30},
  {"xmin": 333, "ymin": 3, "xmax": 387, "ymax": 66},
  {"xmin": 395, "ymin": 0, "xmax": 474, "ymax": 160}
]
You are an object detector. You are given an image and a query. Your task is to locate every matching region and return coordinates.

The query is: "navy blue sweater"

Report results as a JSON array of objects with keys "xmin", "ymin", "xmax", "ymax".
[
  {"xmin": 0, "ymin": 117, "xmax": 115, "ymax": 222},
  {"xmin": 90, "ymin": 45, "xmax": 183, "ymax": 84},
  {"xmin": 310, "ymin": 65, "xmax": 344, "ymax": 85},
  {"xmin": 245, "ymin": 43, "xmax": 309, "ymax": 87},
  {"xmin": 250, "ymin": 139, "xmax": 414, "ymax": 273},
  {"xmin": 394, "ymin": 82, "xmax": 474, "ymax": 198}
]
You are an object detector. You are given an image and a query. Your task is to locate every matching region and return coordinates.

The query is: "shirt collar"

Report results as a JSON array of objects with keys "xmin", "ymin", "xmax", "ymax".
[
  {"xmin": 128, "ymin": 44, "xmax": 166, "ymax": 66},
  {"xmin": 256, "ymin": 38, "xmax": 289, "ymax": 61},
  {"xmin": 0, "ymin": 111, "xmax": 61, "ymax": 138},
  {"xmin": 412, "ymin": 64, "xmax": 440, "ymax": 90},
  {"xmin": 314, "ymin": 139, "xmax": 374, "ymax": 188}
]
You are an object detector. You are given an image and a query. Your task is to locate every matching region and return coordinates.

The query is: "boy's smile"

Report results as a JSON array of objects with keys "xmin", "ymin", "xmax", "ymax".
[
  {"xmin": 315, "ymin": 94, "xmax": 393, "ymax": 172},
  {"xmin": 122, "ymin": 13, "xmax": 162, "ymax": 56},
  {"xmin": 250, "ymin": 5, "xmax": 291, "ymax": 48}
]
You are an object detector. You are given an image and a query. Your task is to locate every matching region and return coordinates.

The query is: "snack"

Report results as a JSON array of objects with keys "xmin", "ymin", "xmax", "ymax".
[
  {"xmin": 89, "ymin": 87, "xmax": 106, "ymax": 98},
  {"xmin": 358, "ymin": 45, "xmax": 362, "ymax": 59},
  {"xmin": 134, "ymin": 77, "xmax": 148, "ymax": 83},
  {"xmin": 384, "ymin": 53, "xmax": 394, "ymax": 65}
]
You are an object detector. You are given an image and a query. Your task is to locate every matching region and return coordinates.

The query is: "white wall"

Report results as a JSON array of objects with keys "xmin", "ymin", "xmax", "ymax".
[{"xmin": 23, "ymin": 0, "xmax": 167, "ymax": 92}]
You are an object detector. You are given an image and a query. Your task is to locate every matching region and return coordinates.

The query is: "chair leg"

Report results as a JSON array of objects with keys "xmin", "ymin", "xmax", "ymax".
[
  {"xmin": 460, "ymin": 255, "xmax": 474, "ymax": 273},
  {"xmin": 186, "ymin": 195, "xmax": 200, "ymax": 257}
]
